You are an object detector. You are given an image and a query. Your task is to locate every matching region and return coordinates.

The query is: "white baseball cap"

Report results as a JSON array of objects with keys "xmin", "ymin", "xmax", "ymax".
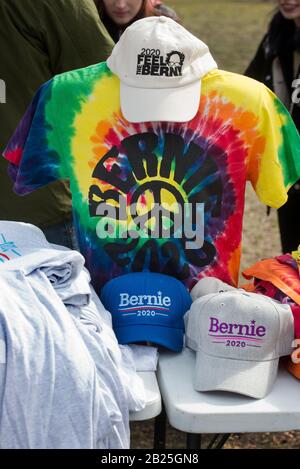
[
  {"xmin": 190, "ymin": 277, "xmax": 237, "ymax": 301},
  {"xmin": 185, "ymin": 291, "xmax": 294, "ymax": 399},
  {"xmin": 107, "ymin": 16, "xmax": 217, "ymax": 123}
]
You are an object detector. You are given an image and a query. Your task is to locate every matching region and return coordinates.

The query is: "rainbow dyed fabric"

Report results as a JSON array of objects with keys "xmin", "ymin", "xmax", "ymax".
[{"xmin": 3, "ymin": 63, "xmax": 300, "ymax": 293}]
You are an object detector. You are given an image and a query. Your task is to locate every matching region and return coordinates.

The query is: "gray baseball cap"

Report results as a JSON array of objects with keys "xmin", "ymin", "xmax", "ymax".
[
  {"xmin": 186, "ymin": 291, "xmax": 294, "ymax": 399},
  {"xmin": 190, "ymin": 277, "xmax": 237, "ymax": 301}
]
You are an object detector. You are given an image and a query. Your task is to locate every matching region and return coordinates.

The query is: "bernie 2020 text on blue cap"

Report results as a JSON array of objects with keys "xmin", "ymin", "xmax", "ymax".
[{"xmin": 101, "ymin": 272, "xmax": 192, "ymax": 352}]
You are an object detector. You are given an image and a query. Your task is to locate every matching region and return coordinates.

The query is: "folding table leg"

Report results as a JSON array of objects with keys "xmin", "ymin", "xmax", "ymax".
[
  {"xmin": 215, "ymin": 434, "xmax": 231, "ymax": 449},
  {"xmin": 207, "ymin": 433, "xmax": 231, "ymax": 449},
  {"xmin": 186, "ymin": 433, "xmax": 202, "ymax": 449},
  {"xmin": 154, "ymin": 406, "xmax": 167, "ymax": 449}
]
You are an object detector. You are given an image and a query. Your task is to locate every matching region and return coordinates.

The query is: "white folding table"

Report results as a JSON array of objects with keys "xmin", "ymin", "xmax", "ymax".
[
  {"xmin": 130, "ymin": 371, "xmax": 162, "ymax": 422},
  {"xmin": 156, "ymin": 348, "xmax": 300, "ymax": 449},
  {"xmin": 129, "ymin": 371, "xmax": 162, "ymax": 449}
]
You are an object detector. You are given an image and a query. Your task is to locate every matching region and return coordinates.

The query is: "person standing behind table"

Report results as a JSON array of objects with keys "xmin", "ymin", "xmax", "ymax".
[
  {"xmin": 0, "ymin": 0, "xmax": 114, "ymax": 249},
  {"xmin": 245, "ymin": 0, "xmax": 300, "ymax": 254},
  {"xmin": 93, "ymin": 0, "xmax": 179, "ymax": 43}
]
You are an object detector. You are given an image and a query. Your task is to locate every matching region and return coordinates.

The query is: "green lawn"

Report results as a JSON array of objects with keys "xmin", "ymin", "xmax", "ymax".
[{"xmin": 166, "ymin": 0, "xmax": 274, "ymax": 73}]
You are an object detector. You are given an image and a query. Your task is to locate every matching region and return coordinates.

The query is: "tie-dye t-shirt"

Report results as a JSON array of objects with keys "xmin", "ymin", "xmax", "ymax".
[{"xmin": 3, "ymin": 63, "xmax": 300, "ymax": 294}]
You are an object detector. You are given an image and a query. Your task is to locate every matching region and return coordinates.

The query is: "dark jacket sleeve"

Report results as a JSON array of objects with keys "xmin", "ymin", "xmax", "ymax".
[
  {"xmin": 244, "ymin": 35, "xmax": 270, "ymax": 85},
  {"xmin": 45, "ymin": 0, "xmax": 114, "ymax": 73},
  {"xmin": 3, "ymin": 0, "xmax": 114, "ymax": 76},
  {"xmin": 44, "ymin": 0, "xmax": 115, "ymax": 73}
]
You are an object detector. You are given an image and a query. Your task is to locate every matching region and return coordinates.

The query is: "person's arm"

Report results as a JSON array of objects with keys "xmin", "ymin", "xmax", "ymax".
[
  {"xmin": 44, "ymin": 0, "xmax": 114, "ymax": 73},
  {"xmin": 244, "ymin": 35, "xmax": 269, "ymax": 83},
  {"xmin": 3, "ymin": 0, "xmax": 114, "ymax": 76}
]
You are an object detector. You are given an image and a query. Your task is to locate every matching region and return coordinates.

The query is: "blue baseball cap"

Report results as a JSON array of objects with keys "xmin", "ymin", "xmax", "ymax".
[{"xmin": 101, "ymin": 272, "xmax": 192, "ymax": 352}]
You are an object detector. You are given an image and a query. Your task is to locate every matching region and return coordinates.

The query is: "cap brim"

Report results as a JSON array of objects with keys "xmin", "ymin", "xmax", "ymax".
[
  {"xmin": 114, "ymin": 324, "xmax": 184, "ymax": 352},
  {"xmin": 194, "ymin": 349, "xmax": 279, "ymax": 399},
  {"xmin": 120, "ymin": 80, "xmax": 201, "ymax": 123}
]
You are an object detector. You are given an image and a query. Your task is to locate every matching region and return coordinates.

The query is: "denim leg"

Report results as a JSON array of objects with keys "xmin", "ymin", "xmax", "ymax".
[{"xmin": 42, "ymin": 220, "xmax": 79, "ymax": 251}]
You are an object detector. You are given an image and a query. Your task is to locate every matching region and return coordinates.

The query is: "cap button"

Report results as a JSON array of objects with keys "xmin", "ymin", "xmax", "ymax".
[{"xmin": 159, "ymin": 16, "xmax": 167, "ymax": 23}]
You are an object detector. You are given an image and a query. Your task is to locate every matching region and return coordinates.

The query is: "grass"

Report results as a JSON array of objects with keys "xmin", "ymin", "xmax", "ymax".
[{"xmin": 167, "ymin": 0, "xmax": 273, "ymax": 73}]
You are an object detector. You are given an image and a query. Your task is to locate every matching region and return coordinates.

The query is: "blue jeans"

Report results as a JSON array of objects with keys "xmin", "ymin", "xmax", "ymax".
[{"xmin": 42, "ymin": 220, "xmax": 79, "ymax": 251}]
